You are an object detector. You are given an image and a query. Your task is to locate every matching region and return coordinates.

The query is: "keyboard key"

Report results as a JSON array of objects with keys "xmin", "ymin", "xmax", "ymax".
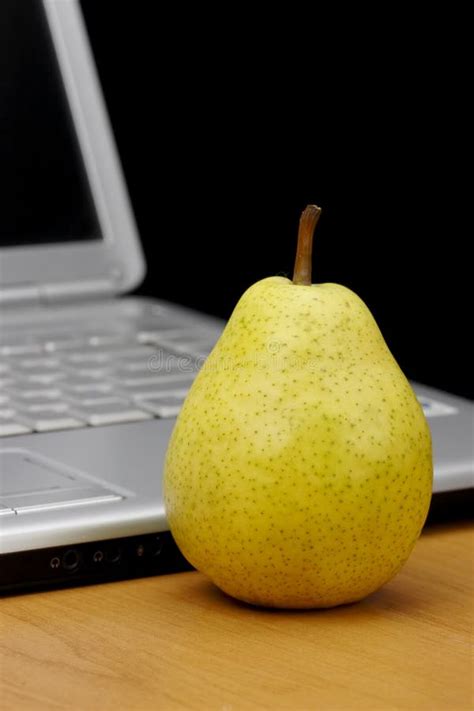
[
  {"xmin": 117, "ymin": 382, "xmax": 192, "ymax": 400},
  {"xmin": 65, "ymin": 390, "xmax": 119, "ymax": 406},
  {"xmin": 72, "ymin": 395, "xmax": 122, "ymax": 406},
  {"xmin": 13, "ymin": 357, "xmax": 66, "ymax": 385},
  {"xmin": 135, "ymin": 387, "xmax": 190, "ymax": 399},
  {"xmin": 160, "ymin": 335, "xmax": 216, "ymax": 356},
  {"xmin": 0, "ymin": 407, "xmax": 20, "ymax": 418},
  {"xmin": 112, "ymin": 345, "xmax": 158, "ymax": 358},
  {"xmin": 111, "ymin": 370, "xmax": 197, "ymax": 387},
  {"xmin": 40, "ymin": 327, "xmax": 123, "ymax": 351},
  {"xmin": 135, "ymin": 326, "xmax": 185, "ymax": 345},
  {"xmin": 43, "ymin": 336, "xmax": 88, "ymax": 352},
  {"xmin": 70, "ymin": 397, "xmax": 152, "ymax": 426},
  {"xmin": 114, "ymin": 352, "xmax": 197, "ymax": 379},
  {"xmin": 17, "ymin": 356, "xmax": 61, "ymax": 369},
  {"xmin": 32, "ymin": 416, "xmax": 85, "ymax": 433},
  {"xmin": 7, "ymin": 384, "xmax": 63, "ymax": 401},
  {"xmin": 0, "ymin": 344, "xmax": 42, "ymax": 356},
  {"xmin": 175, "ymin": 346, "xmax": 212, "ymax": 360},
  {"xmin": 113, "ymin": 359, "xmax": 155, "ymax": 373},
  {"xmin": 136, "ymin": 394, "xmax": 186, "ymax": 418},
  {"xmin": 0, "ymin": 409, "xmax": 32, "ymax": 436},
  {"xmin": 417, "ymin": 396, "xmax": 458, "ymax": 418},
  {"xmin": 0, "ymin": 335, "xmax": 42, "ymax": 356},
  {"xmin": 100, "ymin": 345, "xmax": 157, "ymax": 359},
  {"xmin": 62, "ymin": 382, "xmax": 115, "ymax": 398},
  {"xmin": 20, "ymin": 400, "xmax": 70, "ymax": 413},
  {"xmin": 18, "ymin": 402, "xmax": 85, "ymax": 432},
  {"xmin": 59, "ymin": 374, "xmax": 113, "ymax": 392},
  {"xmin": 63, "ymin": 344, "xmax": 155, "ymax": 364},
  {"xmin": 64, "ymin": 350, "xmax": 111, "ymax": 364},
  {"xmin": 87, "ymin": 334, "xmax": 129, "ymax": 347},
  {"xmin": 70, "ymin": 366, "xmax": 111, "ymax": 379},
  {"xmin": 25, "ymin": 372, "xmax": 67, "ymax": 385},
  {"xmin": 111, "ymin": 349, "xmax": 179, "ymax": 374}
]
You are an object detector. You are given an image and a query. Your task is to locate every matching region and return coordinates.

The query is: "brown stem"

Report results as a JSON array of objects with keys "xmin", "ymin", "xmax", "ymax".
[{"xmin": 292, "ymin": 205, "xmax": 322, "ymax": 286}]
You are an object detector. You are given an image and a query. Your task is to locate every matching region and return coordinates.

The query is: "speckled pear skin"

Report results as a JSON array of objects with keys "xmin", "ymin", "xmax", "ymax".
[{"xmin": 164, "ymin": 277, "xmax": 433, "ymax": 608}]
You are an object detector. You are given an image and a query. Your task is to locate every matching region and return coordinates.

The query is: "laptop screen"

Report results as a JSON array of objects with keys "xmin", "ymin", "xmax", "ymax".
[{"xmin": 0, "ymin": 0, "xmax": 101, "ymax": 248}]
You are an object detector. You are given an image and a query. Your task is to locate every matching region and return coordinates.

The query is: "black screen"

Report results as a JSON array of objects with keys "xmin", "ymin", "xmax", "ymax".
[{"xmin": 0, "ymin": 0, "xmax": 101, "ymax": 247}]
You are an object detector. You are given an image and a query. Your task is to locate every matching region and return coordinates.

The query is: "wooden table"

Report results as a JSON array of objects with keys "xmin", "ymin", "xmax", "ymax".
[{"xmin": 1, "ymin": 522, "xmax": 473, "ymax": 710}]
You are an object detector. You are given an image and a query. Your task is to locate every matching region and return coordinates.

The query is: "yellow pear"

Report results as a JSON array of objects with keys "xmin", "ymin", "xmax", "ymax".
[{"xmin": 164, "ymin": 205, "xmax": 432, "ymax": 608}]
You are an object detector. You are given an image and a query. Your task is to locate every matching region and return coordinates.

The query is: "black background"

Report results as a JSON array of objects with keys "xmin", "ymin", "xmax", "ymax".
[{"xmin": 80, "ymin": 3, "xmax": 471, "ymax": 400}]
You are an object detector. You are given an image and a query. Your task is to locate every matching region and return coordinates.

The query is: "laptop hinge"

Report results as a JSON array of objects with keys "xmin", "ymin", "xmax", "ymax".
[
  {"xmin": 39, "ymin": 279, "xmax": 116, "ymax": 303},
  {"xmin": 0, "ymin": 279, "xmax": 116, "ymax": 307}
]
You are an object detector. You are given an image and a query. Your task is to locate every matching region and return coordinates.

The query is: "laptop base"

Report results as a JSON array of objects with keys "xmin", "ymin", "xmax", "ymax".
[{"xmin": 0, "ymin": 531, "xmax": 192, "ymax": 594}]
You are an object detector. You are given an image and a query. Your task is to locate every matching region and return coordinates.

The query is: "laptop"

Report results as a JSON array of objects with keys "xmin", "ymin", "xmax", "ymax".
[{"xmin": 0, "ymin": 0, "xmax": 472, "ymax": 592}]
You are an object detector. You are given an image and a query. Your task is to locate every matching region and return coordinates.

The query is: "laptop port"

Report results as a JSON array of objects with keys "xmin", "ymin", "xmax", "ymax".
[
  {"xmin": 150, "ymin": 535, "xmax": 163, "ymax": 557},
  {"xmin": 62, "ymin": 549, "xmax": 80, "ymax": 571},
  {"xmin": 106, "ymin": 546, "xmax": 121, "ymax": 564}
]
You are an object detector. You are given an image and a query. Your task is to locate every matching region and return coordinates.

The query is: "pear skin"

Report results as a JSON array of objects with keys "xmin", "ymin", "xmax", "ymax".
[{"xmin": 164, "ymin": 208, "xmax": 432, "ymax": 609}]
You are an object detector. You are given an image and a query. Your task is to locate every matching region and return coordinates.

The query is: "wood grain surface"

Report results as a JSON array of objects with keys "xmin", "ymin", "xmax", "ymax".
[{"xmin": 0, "ymin": 522, "xmax": 473, "ymax": 710}]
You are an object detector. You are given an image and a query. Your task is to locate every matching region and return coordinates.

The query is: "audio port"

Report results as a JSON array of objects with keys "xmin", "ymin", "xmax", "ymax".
[
  {"xmin": 50, "ymin": 556, "xmax": 60, "ymax": 569},
  {"xmin": 93, "ymin": 550, "xmax": 104, "ymax": 563},
  {"xmin": 150, "ymin": 536, "xmax": 163, "ymax": 557},
  {"xmin": 62, "ymin": 549, "xmax": 80, "ymax": 571},
  {"xmin": 106, "ymin": 546, "xmax": 121, "ymax": 564}
]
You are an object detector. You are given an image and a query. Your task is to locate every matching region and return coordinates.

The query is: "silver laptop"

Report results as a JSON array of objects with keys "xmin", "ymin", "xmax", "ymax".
[{"xmin": 0, "ymin": 0, "xmax": 472, "ymax": 591}]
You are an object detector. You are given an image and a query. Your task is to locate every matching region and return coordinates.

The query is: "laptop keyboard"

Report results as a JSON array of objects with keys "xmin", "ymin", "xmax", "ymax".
[
  {"xmin": 0, "ymin": 309, "xmax": 453, "ymax": 438},
  {"xmin": 0, "ymin": 318, "xmax": 218, "ymax": 436}
]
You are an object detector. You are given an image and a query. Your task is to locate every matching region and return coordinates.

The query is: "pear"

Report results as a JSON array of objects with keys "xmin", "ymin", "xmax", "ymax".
[{"xmin": 164, "ymin": 205, "xmax": 432, "ymax": 608}]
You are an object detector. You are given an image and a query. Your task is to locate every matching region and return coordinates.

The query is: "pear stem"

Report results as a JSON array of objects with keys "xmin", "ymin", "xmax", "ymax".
[{"xmin": 292, "ymin": 205, "xmax": 322, "ymax": 286}]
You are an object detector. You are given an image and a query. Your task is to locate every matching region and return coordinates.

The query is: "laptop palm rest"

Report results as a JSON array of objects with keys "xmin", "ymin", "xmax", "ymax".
[{"xmin": 0, "ymin": 449, "xmax": 123, "ymax": 513}]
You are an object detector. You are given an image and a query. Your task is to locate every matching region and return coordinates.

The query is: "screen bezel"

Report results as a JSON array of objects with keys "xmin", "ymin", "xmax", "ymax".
[{"xmin": 0, "ymin": 0, "xmax": 144, "ymax": 295}]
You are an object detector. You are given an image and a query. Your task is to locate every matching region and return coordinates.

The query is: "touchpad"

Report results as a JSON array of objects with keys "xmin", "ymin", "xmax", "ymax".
[{"xmin": 0, "ymin": 449, "xmax": 123, "ymax": 512}]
